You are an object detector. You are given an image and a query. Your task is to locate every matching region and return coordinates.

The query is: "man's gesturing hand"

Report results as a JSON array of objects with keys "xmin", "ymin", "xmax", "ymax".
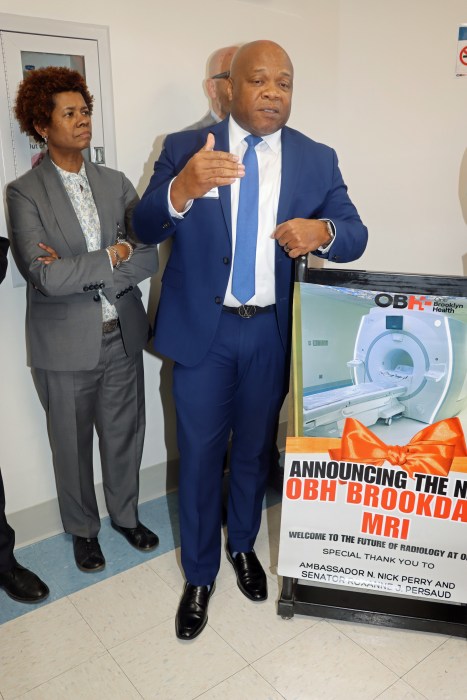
[{"xmin": 170, "ymin": 133, "xmax": 245, "ymax": 212}]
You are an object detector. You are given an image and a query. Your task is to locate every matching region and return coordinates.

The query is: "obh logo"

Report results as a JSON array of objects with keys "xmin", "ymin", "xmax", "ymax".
[{"xmin": 374, "ymin": 294, "xmax": 432, "ymax": 311}]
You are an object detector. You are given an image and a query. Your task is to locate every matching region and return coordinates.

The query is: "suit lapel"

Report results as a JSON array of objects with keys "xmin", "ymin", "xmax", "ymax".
[
  {"xmin": 85, "ymin": 161, "xmax": 115, "ymax": 247},
  {"xmin": 277, "ymin": 127, "xmax": 301, "ymax": 225},
  {"xmin": 211, "ymin": 119, "xmax": 232, "ymax": 243},
  {"xmin": 275, "ymin": 127, "xmax": 298, "ymax": 291},
  {"xmin": 38, "ymin": 155, "xmax": 88, "ymax": 255}
]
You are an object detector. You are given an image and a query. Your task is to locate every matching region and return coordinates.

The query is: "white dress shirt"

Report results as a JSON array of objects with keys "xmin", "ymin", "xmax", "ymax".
[
  {"xmin": 53, "ymin": 161, "xmax": 118, "ymax": 322},
  {"xmin": 224, "ymin": 116, "xmax": 281, "ymax": 307},
  {"xmin": 169, "ymin": 115, "xmax": 281, "ymax": 307}
]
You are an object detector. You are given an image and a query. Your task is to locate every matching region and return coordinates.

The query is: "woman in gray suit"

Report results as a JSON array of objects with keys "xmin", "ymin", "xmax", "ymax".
[{"xmin": 7, "ymin": 67, "xmax": 159, "ymax": 572}]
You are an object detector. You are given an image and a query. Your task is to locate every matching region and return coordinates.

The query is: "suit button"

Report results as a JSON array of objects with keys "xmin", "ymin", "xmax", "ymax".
[
  {"xmin": 129, "ymin": 285, "xmax": 133, "ymax": 291},
  {"xmin": 162, "ymin": 221, "xmax": 170, "ymax": 229},
  {"xmin": 83, "ymin": 285, "xmax": 89, "ymax": 292},
  {"xmin": 215, "ymin": 296, "xmax": 222, "ymax": 304},
  {"xmin": 116, "ymin": 292, "xmax": 121, "ymax": 299},
  {"xmin": 93, "ymin": 294, "xmax": 100, "ymax": 302},
  {"xmin": 223, "ymin": 257, "xmax": 229, "ymax": 265}
]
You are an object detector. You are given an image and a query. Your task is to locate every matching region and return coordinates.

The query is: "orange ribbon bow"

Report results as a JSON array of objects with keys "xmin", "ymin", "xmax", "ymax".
[{"xmin": 328, "ymin": 417, "xmax": 467, "ymax": 478}]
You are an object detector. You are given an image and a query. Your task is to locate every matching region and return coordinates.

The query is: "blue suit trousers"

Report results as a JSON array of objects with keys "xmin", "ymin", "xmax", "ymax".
[{"xmin": 173, "ymin": 308, "xmax": 286, "ymax": 585}]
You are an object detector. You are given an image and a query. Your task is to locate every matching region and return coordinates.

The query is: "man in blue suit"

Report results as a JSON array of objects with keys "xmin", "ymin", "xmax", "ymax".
[{"xmin": 134, "ymin": 40, "xmax": 368, "ymax": 640}]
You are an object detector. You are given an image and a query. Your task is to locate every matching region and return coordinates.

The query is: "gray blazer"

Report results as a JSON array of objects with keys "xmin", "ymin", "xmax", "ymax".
[
  {"xmin": 181, "ymin": 111, "xmax": 217, "ymax": 132},
  {"xmin": 6, "ymin": 155, "xmax": 158, "ymax": 371}
]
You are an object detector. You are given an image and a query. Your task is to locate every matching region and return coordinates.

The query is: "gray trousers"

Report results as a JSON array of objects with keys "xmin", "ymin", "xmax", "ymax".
[{"xmin": 33, "ymin": 327, "xmax": 145, "ymax": 538}]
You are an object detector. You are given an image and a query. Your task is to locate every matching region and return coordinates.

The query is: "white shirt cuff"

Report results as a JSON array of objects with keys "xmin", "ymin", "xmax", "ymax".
[
  {"xmin": 168, "ymin": 177, "xmax": 193, "ymax": 218},
  {"xmin": 106, "ymin": 247, "xmax": 114, "ymax": 271},
  {"xmin": 317, "ymin": 219, "xmax": 336, "ymax": 253}
]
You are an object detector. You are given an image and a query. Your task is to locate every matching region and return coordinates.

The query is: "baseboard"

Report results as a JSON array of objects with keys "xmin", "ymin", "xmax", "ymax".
[
  {"xmin": 8, "ymin": 457, "xmax": 180, "ymax": 548},
  {"xmin": 8, "ymin": 420, "xmax": 287, "ymax": 548}
]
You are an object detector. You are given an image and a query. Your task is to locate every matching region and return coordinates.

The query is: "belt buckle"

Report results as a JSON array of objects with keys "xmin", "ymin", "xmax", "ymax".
[
  {"xmin": 239, "ymin": 304, "xmax": 256, "ymax": 318},
  {"xmin": 103, "ymin": 319, "xmax": 118, "ymax": 333}
]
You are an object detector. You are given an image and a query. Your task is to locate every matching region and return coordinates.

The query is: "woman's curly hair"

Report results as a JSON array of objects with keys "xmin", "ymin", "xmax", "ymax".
[{"xmin": 14, "ymin": 66, "xmax": 94, "ymax": 144}]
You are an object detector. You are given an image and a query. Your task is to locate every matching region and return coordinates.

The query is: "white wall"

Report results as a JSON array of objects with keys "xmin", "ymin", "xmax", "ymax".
[
  {"xmin": 334, "ymin": 1, "xmax": 467, "ymax": 276},
  {"xmin": 0, "ymin": 0, "xmax": 466, "ymax": 532},
  {"xmin": 301, "ymin": 295, "xmax": 364, "ymax": 391}
]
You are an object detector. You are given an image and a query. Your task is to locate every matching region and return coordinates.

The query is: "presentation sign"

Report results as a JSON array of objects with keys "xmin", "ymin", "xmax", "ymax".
[{"xmin": 278, "ymin": 278, "xmax": 467, "ymax": 604}]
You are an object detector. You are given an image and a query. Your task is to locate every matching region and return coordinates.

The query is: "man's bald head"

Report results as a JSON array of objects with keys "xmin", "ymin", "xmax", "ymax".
[
  {"xmin": 229, "ymin": 41, "xmax": 293, "ymax": 81},
  {"xmin": 207, "ymin": 46, "xmax": 238, "ymax": 79},
  {"xmin": 228, "ymin": 40, "xmax": 293, "ymax": 136},
  {"xmin": 205, "ymin": 45, "xmax": 239, "ymax": 120}
]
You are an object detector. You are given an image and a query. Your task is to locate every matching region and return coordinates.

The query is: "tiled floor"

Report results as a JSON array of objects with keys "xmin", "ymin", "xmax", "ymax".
[{"xmin": 1, "ymin": 490, "xmax": 466, "ymax": 700}]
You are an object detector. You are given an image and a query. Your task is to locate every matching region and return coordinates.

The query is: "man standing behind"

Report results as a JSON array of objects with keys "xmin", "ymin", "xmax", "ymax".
[
  {"xmin": 134, "ymin": 40, "xmax": 368, "ymax": 640},
  {"xmin": 183, "ymin": 45, "xmax": 238, "ymax": 132},
  {"xmin": 0, "ymin": 236, "xmax": 49, "ymax": 603}
]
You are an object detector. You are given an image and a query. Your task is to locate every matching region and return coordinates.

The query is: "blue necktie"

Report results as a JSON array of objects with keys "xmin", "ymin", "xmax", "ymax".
[{"xmin": 232, "ymin": 134, "xmax": 262, "ymax": 304}]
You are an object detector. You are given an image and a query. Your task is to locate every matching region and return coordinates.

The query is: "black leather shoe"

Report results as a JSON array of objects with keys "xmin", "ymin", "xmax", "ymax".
[
  {"xmin": 0, "ymin": 563, "xmax": 49, "ymax": 603},
  {"xmin": 226, "ymin": 546, "xmax": 267, "ymax": 601},
  {"xmin": 72, "ymin": 536, "xmax": 105, "ymax": 572},
  {"xmin": 175, "ymin": 581, "xmax": 216, "ymax": 640},
  {"xmin": 111, "ymin": 521, "xmax": 159, "ymax": 551}
]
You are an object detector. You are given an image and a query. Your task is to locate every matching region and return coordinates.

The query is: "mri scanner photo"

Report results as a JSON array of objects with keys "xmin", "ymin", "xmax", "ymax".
[{"xmin": 303, "ymin": 307, "xmax": 467, "ymax": 437}]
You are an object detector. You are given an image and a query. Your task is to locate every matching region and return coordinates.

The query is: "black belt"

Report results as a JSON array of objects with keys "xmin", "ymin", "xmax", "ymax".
[
  {"xmin": 222, "ymin": 304, "xmax": 275, "ymax": 318},
  {"xmin": 102, "ymin": 318, "xmax": 119, "ymax": 333}
]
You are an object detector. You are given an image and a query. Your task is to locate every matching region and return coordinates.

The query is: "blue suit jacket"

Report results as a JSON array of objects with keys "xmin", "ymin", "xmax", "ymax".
[{"xmin": 133, "ymin": 118, "xmax": 368, "ymax": 366}]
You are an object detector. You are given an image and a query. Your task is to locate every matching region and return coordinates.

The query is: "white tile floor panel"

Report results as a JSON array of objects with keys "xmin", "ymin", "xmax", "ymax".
[{"xmin": 1, "ymin": 501, "xmax": 466, "ymax": 699}]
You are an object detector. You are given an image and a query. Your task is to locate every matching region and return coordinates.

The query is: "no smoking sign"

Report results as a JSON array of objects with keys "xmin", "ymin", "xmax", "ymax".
[{"xmin": 456, "ymin": 26, "xmax": 467, "ymax": 76}]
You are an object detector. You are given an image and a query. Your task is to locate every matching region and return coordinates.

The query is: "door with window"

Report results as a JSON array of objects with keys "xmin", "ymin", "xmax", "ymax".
[{"xmin": 0, "ymin": 14, "xmax": 117, "ymax": 285}]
